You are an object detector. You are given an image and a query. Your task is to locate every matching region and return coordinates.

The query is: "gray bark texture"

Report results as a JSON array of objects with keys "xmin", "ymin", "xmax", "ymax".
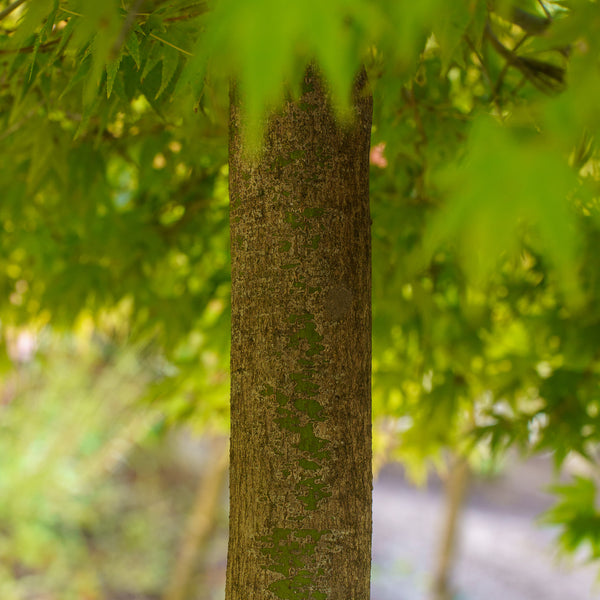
[{"xmin": 227, "ymin": 65, "xmax": 373, "ymax": 600}]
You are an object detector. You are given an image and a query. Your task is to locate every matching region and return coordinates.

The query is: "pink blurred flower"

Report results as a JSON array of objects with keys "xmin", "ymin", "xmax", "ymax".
[
  {"xmin": 370, "ymin": 142, "xmax": 388, "ymax": 168},
  {"xmin": 7, "ymin": 330, "xmax": 37, "ymax": 363}
]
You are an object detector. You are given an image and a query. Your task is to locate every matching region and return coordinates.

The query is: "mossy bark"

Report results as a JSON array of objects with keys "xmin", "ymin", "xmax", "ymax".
[{"xmin": 227, "ymin": 66, "xmax": 373, "ymax": 600}]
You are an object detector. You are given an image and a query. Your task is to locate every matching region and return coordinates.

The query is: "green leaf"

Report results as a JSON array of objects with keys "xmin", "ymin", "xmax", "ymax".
[
  {"xmin": 67, "ymin": 0, "xmax": 123, "ymax": 107},
  {"xmin": 422, "ymin": 116, "xmax": 583, "ymax": 305},
  {"xmin": 9, "ymin": 0, "xmax": 56, "ymax": 49},
  {"xmin": 125, "ymin": 30, "xmax": 142, "ymax": 69},
  {"xmin": 542, "ymin": 476, "xmax": 600, "ymax": 558},
  {"xmin": 28, "ymin": 1, "xmax": 59, "ymax": 80},
  {"xmin": 141, "ymin": 44, "xmax": 162, "ymax": 82},
  {"xmin": 195, "ymin": 0, "xmax": 441, "ymax": 145},
  {"xmin": 106, "ymin": 54, "xmax": 123, "ymax": 99},
  {"xmin": 59, "ymin": 53, "xmax": 92, "ymax": 100},
  {"xmin": 155, "ymin": 46, "xmax": 180, "ymax": 99},
  {"xmin": 433, "ymin": 2, "xmax": 473, "ymax": 72}
]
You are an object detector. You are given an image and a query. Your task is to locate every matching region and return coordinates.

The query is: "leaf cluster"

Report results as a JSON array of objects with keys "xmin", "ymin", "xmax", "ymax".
[{"xmin": 2, "ymin": 0, "xmax": 600, "ymax": 574}]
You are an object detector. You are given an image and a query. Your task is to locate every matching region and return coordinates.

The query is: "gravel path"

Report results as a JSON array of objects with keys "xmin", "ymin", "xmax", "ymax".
[{"xmin": 371, "ymin": 456, "xmax": 600, "ymax": 600}]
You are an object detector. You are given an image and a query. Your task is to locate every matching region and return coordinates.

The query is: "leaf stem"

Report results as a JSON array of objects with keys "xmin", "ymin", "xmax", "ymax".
[
  {"xmin": 537, "ymin": 0, "xmax": 552, "ymax": 20},
  {"xmin": 493, "ymin": 31, "xmax": 529, "ymax": 99},
  {"xmin": 111, "ymin": 0, "xmax": 145, "ymax": 59},
  {"xmin": 149, "ymin": 32, "xmax": 193, "ymax": 56},
  {"xmin": 0, "ymin": 0, "xmax": 26, "ymax": 22},
  {"xmin": 0, "ymin": 37, "xmax": 59, "ymax": 54},
  {"xmin": 59, "ymin": 6, "xmax": 83, "ymax": 17}
]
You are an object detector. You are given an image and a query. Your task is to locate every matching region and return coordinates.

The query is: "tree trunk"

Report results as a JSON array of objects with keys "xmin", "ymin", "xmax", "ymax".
[
  {"xmin": 432, "ymin": 456, "xmax": 470, "ymax": 600},
  {"xmin": 227, "ymin": 65, "xmax": 373, "ymax": 600},
  {"xmin": 163, "ymin": 436, "xmax": 229, "ymax": 600}
]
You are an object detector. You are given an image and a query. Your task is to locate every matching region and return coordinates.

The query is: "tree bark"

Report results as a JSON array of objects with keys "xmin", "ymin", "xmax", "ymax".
[{"xmin": 227, "ymin": 65, "xmax": 373, "ymax": 600}]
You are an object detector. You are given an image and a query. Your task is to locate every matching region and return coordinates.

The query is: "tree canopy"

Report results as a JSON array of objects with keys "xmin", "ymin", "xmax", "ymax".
[{"xmin": 2, "ymin": 0, "xmax": 600, "ymax": 574}]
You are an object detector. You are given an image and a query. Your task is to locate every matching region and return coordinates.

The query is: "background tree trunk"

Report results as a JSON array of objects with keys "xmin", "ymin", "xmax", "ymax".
[
  {"xmin": 227, "ymin": 66, "xmax": 373, "ymax": 600},
  {"xmin": 163, "ymin": 436, "xmax": 229, "ymax": 600},
  {"xmin": 432, "ymin": 456, "xmax": 470, "ymax": 600}
]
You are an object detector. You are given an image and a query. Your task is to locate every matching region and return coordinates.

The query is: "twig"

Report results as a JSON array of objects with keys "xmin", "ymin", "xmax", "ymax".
[
  {"xmin": 537, "ymin": 0, "xmax": 552, "ymax": 20},
  {"xmin": 59, "ymin": 6, "xmax": 83, "ymax": 17},
  {"xmin": 465, "ymin": 35, "xmax": 493, "ymax": 93},
  {"xmin": 165, "ymin": 1, "xmax": 207, "ymax": 18},
  {"xmin": 485, "ymin": 20, "xmax": 564, "ymax": 94},
  {"xmin": 405, "ymin": 85, "xmax": 426, "ymax": 146},
  {"xmin": 493, "ymin": 31, "xmax": 529, "ymax": 99},
  {"xmin": 0, "ymin": 0, "xmax": 26, "ymax": 22},
  {"xmin": 511, "ymin": 6, "xmax": 551, "ymax": 35},
  {"xmin": 465, "ymin": 35, "xmax": 506, "ymax": 119},
  {"xmin": 0, "ymin": 37, "xmax": 59, "ymax": 54},
  {"xmin": 110, "ymin": 0, "xmax": 145, "ymax": 59},
  {"xmin": 149, "ymin": 32, "xmax": 193, "ymax": 56},
  {"xmin": 404, "ymin": 84, "xmax": 427, "ymax": 198},
  {"xmin": 164, "ymin": 10, "xmax": 206, "ymax": 22}
]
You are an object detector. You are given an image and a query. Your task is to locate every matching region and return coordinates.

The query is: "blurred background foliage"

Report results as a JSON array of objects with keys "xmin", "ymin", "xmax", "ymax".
[
  {"xmin": 1, "ymin": 0, "xmax": 600, "ymax": 597},
  {"xmin": 0, "ymin": 329, "xmax": 228, "ymax": 600}
]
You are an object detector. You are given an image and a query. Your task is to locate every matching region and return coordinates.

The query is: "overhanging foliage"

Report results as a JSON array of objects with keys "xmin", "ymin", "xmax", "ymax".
[{"xmin": 1, "ymin": 0, "xmax": 600, "ymax": 574}]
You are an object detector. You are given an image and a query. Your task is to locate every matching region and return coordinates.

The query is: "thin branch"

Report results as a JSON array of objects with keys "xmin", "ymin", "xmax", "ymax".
[
  {"xmin": 485, "ymin": 20, "xmax": 564, "ymax": 94},
  {"xmin": 465, "ymin": 35, "xmax": 493, "ymax": 92},
  {"xmin": 132, "ymin": 2, "xmax": 207, "ymax": 23},
  {"xmin": 493, "ymin": 31, "xmax": 529, "ymax": 99},
  {"xmin": 174, "ymin": 1, "xmax": 208, "ymax": 14},
  {"xmin": 149, "ymin": 32, "xmax": 193, "ymax": 56},
  {"xmin": 164, "ymin": 10, "xmax": 206, "ymax": 22},
  {"xmin": 465, "ymin": 35, "xmax": 506, "ymax": 119},
  {"xmin": 0, "ymin": 0, "xmax": 26, "ymax": 22},
  {"xmin": 0, "ymin": 37, "xmax": 59, "ymax": 55},
  {"xmin": 405, "ymin": 85, "xmax": 427, "ymax": 147},
  {"xmin": 511, "ymin": 7, "xmax": 551, "ymax": 35},
  {"xmin": 110, "ymin": 0, "xmax": 146, "ymax": 59},
  {"xmin": 537, "ymin": 0, "xmax": 552, "ymax": 20},
  {"xmin": 165, "ymin": 1, "xmax": 208, "ymax": 20},
  {"xmin": 59, "ymin": 6, "xmax": 83, "ymax": 17},
  {"xmin": 403, "ymin": 84, "xmax": 427, "ymax": 199}
]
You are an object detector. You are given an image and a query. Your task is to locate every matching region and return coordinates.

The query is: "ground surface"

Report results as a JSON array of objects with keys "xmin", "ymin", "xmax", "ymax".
[
  {"xmin": 174, "ymin": 435, "xmax": 600, "ymax": 599},
  {"xmin": 371, "ymin": 455, "xmax": 600, "ymax": 600}
]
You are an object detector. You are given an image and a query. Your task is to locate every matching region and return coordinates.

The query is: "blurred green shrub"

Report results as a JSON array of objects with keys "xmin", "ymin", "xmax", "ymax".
[{"xmin": 0, "ymin": 330, "xmax": 175, "ymax": 600}]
